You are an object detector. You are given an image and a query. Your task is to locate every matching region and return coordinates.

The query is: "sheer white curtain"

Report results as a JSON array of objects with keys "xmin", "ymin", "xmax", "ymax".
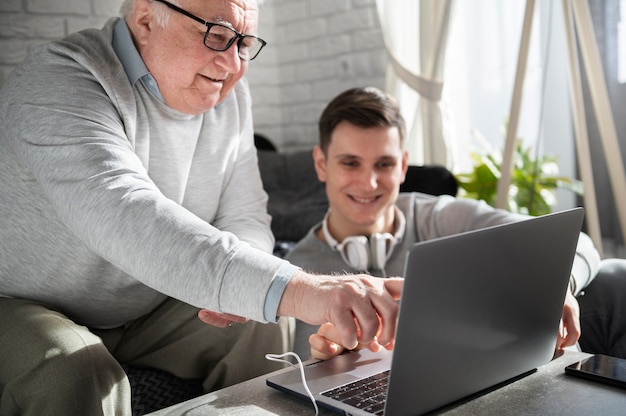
[
  {"xmin": 446, "ymin": 1, "xmax": 575, "ymax": 189},
  {"xmin": 375, "ymin": 0, "xmax": 456, "ymax": 167}
]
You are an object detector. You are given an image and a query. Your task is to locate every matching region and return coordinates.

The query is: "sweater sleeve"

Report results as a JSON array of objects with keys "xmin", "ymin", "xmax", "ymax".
[
  {"xmin": 414, "ymin": 193, "xmax": 602, "ymax": 295},
  {"xmin": 569, "ymin": 231, "xmax": 601, "ymax": 295}
]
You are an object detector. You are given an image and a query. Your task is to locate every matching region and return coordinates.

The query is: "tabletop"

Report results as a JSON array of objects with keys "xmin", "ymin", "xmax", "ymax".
[{"xmin": 147, "ymin": 350, "xmax": 626, "ymax": 416}]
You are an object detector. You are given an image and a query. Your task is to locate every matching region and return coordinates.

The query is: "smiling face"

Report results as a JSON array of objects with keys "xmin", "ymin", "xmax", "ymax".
[
  {"xmin": 128, "ymin": 0, "xmax": 259, "ymax": 114},
  {"xmin": 314, "ymin": 120, "xmax": 408, "ymax": 241}
]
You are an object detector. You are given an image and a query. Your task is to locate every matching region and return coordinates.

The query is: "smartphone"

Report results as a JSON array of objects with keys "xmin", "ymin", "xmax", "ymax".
[{"xmin": 565, "ymin": 354, "xmax": 626, "ymax": 389}]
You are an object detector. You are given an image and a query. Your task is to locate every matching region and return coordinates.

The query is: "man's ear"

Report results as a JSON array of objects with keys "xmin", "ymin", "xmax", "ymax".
[
  {"xmin": 312, "ymin": 145, "xmax": 327, "ymax": 183},
  {"xmin": 399, "ymin": 150, "xmax": 409, "ymax": 184},
  {"xmin": 128, "ymin": 0, "xmax": 154, "ymax": 47}
]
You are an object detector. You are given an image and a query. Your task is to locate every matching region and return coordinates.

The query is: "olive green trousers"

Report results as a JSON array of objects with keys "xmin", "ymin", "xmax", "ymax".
[{"xmin": 0, "ymin": 297, "xmax": 293, "ymax": 416}]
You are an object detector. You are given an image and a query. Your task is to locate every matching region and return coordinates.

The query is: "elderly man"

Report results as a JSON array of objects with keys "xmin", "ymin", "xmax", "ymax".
[{"xmin": 0, "ymin": 1, "xmax": 401, "ymax": 415}]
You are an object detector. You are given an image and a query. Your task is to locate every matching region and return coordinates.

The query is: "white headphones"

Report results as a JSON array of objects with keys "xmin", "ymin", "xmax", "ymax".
[{"xmin": 322, "ymin": 207, "xmax": 406, "ymax": 271}]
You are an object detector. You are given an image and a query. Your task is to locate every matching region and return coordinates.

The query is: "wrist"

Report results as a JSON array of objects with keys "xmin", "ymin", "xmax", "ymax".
[{"xmin": 277, "ymin": 270, "xmax": 308, "ymax": 319}]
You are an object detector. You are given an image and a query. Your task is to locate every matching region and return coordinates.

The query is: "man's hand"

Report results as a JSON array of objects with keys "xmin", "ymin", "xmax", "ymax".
[
  {"xmin": 309, "ymin": 322, "xmax": 396, "ymax": 360},
  {"xmin": 556, "ymin": 290, "xmax": 581, "ymax": 350},
  {"xmin": 197, "ymin": 309, "xmax": 248, "ymax": 328},
  {"xmin": 278, "ymin": 271, "xmax": 403, "ymax": 351},
  {"xmin": 307, "ymin": 282, "xmax": 581, "ymax": 359}
]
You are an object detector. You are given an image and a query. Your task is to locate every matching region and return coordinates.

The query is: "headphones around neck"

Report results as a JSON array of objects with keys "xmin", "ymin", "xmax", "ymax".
[{"xmin": 322, "ymin": 207, "xmax": 406, "ymax": 271}]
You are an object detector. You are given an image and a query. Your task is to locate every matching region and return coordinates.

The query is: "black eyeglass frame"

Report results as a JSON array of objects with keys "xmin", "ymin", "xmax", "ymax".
[{"xmin": 152, "ymin": 0, "xmax": 267, "ymax": 61}]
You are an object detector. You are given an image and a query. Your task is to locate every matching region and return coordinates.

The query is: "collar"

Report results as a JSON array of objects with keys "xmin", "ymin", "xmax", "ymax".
[{"xmin": 112, "ymin": 19, "xmax": 164, "ymax": 102}]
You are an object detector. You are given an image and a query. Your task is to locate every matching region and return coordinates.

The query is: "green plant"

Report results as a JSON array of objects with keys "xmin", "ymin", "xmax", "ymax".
[{"xmin": 455, "ymin": 129, "xmax": 583, "ymax": 216}]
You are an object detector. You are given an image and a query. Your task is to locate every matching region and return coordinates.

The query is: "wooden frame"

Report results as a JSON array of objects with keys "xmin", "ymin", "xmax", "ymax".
[{"xmin": 497, "ymin": 0, "xmax": 626, "ymax": 257}]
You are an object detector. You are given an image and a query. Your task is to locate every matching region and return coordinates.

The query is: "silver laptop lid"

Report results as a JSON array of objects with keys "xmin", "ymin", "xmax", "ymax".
[
  {"xmin": 386, "ymin": 207, "xmax": 583, "ymax": 415},
  {"xmin": 267, "ymin": 208, "xmax": 584, "ymax": 416}
]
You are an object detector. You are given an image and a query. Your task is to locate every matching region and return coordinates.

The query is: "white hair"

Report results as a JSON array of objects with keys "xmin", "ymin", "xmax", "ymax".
[
  {"xmin": 119, "ymin": 0, "xmax": 263, "ymax": 24},
  {"xmin": 119, "ymin": 0, "xmax": 178, "ymax": 27},
  {"xmin": 119, "ymin": 0, "xmax": 133, "ymax": 17}
]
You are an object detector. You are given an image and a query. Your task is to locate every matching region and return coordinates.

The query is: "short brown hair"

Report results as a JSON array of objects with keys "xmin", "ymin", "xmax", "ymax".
[{"xmin": 318, "ymin": 87, "xmax": 406, "ymax": 154}]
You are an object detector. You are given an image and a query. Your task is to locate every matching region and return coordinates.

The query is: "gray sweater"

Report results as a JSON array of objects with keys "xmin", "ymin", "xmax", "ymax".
[
  {"xmin": 0, "ymin": 18, "xmax": 290, "ymax": 328},
  {"xmin": 287, "ymin": 193, "xmax": 600, "ymax": 293},
  {"xmin": 286, "ymin": 192, "xmax": 601, "ymax": 358}
]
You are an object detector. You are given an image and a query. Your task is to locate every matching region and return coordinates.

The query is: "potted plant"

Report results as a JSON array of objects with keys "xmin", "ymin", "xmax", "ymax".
[{"xmin": 455, "ymin": 129, "xmax": 584, "ymax": 216}]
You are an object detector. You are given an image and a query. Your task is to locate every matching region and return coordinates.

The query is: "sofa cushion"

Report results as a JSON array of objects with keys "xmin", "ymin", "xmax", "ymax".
[{"xmin": 257, "ymin": 149, "xmax": 328, "ymax": 243}]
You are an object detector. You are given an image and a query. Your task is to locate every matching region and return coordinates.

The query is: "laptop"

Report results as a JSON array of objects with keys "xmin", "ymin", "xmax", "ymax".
[{"xmin": 267, "ymin": 207, "xmax": 584, "ymax": 415}]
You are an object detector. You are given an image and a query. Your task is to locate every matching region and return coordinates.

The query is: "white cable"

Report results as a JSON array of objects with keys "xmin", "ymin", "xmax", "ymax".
[{"xmin": 265, "ymin": 352, "xmax": 319, "ymax": 416}]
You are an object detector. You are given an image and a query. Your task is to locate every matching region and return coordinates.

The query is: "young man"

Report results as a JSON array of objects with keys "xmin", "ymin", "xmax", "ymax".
[
  {"xmin": 287, "ymin": 86, "xmax": 626, "ymax": 361},
  {"xmin": 0, "ymin": 2, "xmax": 401, "ymax": 414}
]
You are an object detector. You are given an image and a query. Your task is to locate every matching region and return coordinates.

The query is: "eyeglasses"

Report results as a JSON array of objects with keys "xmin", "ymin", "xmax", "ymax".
[{"xmin": 153, "ymin": 0, "xmax": 266, "ymax": 61}]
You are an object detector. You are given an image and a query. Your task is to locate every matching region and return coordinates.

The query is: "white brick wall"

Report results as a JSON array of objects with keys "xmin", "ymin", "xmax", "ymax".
[
  {"xmin": 0, "ymin": 0, "xmax": 124, "ymax": 88},
  {"xmin": 0, "ymin": 0, "xmax": 387, "ymax": 151},
  {"xmin": 249, "ymin": 0, "xmax": 386, "ymax": 150}
]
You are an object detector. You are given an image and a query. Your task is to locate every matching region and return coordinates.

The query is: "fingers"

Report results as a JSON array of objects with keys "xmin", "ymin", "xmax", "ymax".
[
  {"xmin": 197, "ymin": 309, "xmax": 249, "ymax": 328},
  {"xmin": 348, "ymin": 277, "xmax": 402, "ymax": 347},
  {"xmin": 383, "ymin": 278, "xmax": 404, "ymax": 301},
  {"xmin": 556, "ymin": 292, "xmax": 581, "ymax": 350},
  {"xmin": 310, "ymin": 334, "xmax": 340, "ymax": 360},
  {"xmin": 278, "ymin": 272, "xmax": 404, "ymax": 354},
  {"xmin": 556, "ymin": 319, "xmax": 579, "ymax": 350},
  {"xmin": 333, "ymin": 314, "xmax": 360, "ymax": 350},
  {"xmin": 310, "ymin": 323, "xmax": 386, "ymax": 361},
  {"xmin": 319, "ymin": 276, "xmax": 402, "ymax": 353},
  {"xmin": 371, "ymin": 279, "xmax": 402, "ymax": 346},
  {"xmin": 556, "ymin": 320, "xmax": 567, "ymax": 351},
  {"xmin": 561, "ymin": 327, "xmax": 579, "ymax": 349},
  {"xmin": 330, "ymin": 277, "xmax": 401, "ymax": 349},
  {"xmin": 560, "ymin": 311, "xmax": 581, "ymax": 348}
]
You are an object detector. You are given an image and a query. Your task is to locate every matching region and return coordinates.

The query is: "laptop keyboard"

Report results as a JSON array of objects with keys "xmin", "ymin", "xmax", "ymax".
[{"xmin": 321, "ymin": 370, "xmax": 390, "ymax": 415}]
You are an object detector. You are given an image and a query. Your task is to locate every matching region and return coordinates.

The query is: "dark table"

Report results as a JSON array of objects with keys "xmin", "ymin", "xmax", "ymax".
[{"xmin": 147, "ymin": 350, "xmax": 625, "ymax": 415}]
